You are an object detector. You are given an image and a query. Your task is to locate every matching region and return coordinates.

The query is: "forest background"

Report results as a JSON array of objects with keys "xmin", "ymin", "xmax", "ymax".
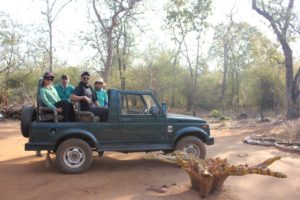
[{"xmin": 1, "ymin": 0, "xmax": 300, "ymax": 119}]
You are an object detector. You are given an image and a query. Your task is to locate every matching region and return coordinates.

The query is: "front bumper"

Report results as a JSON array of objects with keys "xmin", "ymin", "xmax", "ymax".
[
  {"xmin": 25, "ymin": 142, "xmax": 55, "ymax": 151},
  {"xmin": 206, "ymin": 137, "xmax": 214, "ymax": 145}
]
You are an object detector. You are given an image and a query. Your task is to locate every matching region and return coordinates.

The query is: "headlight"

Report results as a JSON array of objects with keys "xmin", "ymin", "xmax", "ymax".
[{"xmin": 202, "ymin": 124, "xmax": 209, "ymax": 129}]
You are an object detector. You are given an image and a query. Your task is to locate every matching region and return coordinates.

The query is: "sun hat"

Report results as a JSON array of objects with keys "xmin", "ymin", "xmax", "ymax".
[
  {"xmin": 94, "ymin": 78, "xmax": 104, "ymax": 83},
  {"xmin": 43, "ymin": 72, "xmax": 54, "ymax": 79}
]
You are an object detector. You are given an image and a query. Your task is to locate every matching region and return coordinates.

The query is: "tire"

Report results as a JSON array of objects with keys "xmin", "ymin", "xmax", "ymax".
[
  {"xmin": 56, "ymin": 139, "xmax": 93, "ymax": 174},
  {"xmin": 98, "ymin": 151, "xmax": 104, "ymax": 157},
  {"xmin": 175, "ymin": 136, "xmax": 206, "ymax": 159},
  {"xmin": 20, "ymin": 105, "xmax": 35, "ymax": 138}
]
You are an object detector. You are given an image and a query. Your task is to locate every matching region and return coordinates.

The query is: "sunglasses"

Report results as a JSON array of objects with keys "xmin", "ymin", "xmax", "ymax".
[{"xmin": 45, "ymin": 77, "xmax": 54, "ymax": 81}]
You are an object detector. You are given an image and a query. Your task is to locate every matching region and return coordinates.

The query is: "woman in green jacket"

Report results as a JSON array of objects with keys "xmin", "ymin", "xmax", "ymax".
[{"xmin": 40, "ymin": 72, "xmax": 76, "ymax": 122}]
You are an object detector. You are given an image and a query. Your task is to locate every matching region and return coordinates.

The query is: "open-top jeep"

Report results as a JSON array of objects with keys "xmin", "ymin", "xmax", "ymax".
[{"xmin": 21, "ymin": 85, "xmax": 214, "ymax": 173}]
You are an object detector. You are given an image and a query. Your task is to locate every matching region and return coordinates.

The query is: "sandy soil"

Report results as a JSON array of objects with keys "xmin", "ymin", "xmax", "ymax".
[{"xmin": 0, "ymin": 120, "xmax": 299, "ymax": 200}]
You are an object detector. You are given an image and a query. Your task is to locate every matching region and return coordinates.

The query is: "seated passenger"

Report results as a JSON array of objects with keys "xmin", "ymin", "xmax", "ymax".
[
  {"xmin": 94, "ymin": 78, "xmax": 108, "ymax": 107},
  {"xmin": 55, "ymin": 75, "xmax": 74, "ymax": 101},
  {"xmin": 70, "ymin": 71, "xmax": 108, "ymax": 122},
  {"xmin": 40, "ymin": 72, "xmax": 76, "ymax": 122}
]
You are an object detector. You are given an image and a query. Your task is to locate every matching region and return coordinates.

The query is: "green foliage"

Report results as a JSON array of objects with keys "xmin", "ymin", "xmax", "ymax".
[
  {"xmin": 165, "ymin": 0, "xmax": 212, "ymax": 32},
  {"xmin": 209, "ymin": 110, "xmax": 226, "ymax": 120}
]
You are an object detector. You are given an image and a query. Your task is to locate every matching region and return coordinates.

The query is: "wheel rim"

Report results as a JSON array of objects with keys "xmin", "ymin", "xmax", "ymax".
[
  {"xmin": 183, "ymin": 144, "xmax": 201, "ymax": 157},
  {"xmin": 63, "ymin": 146, "xmax": 86, "ymax": 169}
]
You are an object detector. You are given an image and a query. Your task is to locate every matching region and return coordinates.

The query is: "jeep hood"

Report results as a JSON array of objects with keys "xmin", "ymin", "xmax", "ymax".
[{"xmin": 166, "ymin": 113, "xmax": 207, "ymax": 123}]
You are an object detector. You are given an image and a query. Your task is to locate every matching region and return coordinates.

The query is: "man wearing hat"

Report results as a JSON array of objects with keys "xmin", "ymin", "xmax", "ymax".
[{"xmin": 94, "ymin": 78, "xmax": 108, "ymax": 107}]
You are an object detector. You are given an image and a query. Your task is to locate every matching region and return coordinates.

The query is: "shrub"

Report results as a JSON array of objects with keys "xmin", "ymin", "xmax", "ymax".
[{"xmin": 209, "ymin": 110, "xmax": 226, "ymax": 120}]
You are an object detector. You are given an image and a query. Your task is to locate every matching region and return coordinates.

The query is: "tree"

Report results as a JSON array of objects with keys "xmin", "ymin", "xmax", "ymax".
[
  {"xmin": 209, "ymin": 14, "xmax": 234, "ymax": 107},
  {"xmin": 92, "ymin": 0, "xmax": 141, "ymax": 83},
  {"xmin": 165, "ymin": 0, "xmax": 212, "ymax": 114},
  {"xmin": 0, "ymin": 13, "xmax": 22, "ymax": 75},
  {"xmin": 0, "ymin": 13, "xmax": 48, "ymax": 103},
  {"xmin": 41, "ymin": 0, "xmax": 73, "ymax": 72},
  {"xmin": 210, "ymin": 22, "xmax": 258, "ymax": 108},
  {"xmin": 252, "ymin": 0, "xmax": 300, "ymax": 118},
  {"xmin": 114, "ymin": 9, "xmax": 140, "ymax": 90},
  {"xmin": 142, "ymin": 46, "xmax": 179, "ymax": 103}
]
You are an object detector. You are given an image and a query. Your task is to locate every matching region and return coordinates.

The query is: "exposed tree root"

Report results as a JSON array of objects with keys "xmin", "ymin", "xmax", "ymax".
[{"xmin": 154, "ymin": 151, "xmax": 286, "ymax": 198}]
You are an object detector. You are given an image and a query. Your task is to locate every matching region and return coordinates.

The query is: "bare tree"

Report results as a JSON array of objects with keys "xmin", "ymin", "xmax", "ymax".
[
  {"xmin": 252, "ymin": 0, "xmax": 300, "ymax": 118},
  {"xmin": 41, "ymin": 0, "xmax": 73, "ymax": 72},
  {"xmin": 210, "ymin": 16, "xmax": 234, "ymax": 107},
  {"xmin": 0, "ymin": 14, "xmax": 20, "ymax": 75},
  {"xmin": 165, "ymin": 0, "xmax": 212, "ymax": 114},
  {"xmin": 163, "ymin": 22, "xmax": 186, "ymax": 108},
  {"xmin": 92, "ymin": 0, "xmax": 141, "ymax": 83},
  {"xmin": 115, "ymin": 17, "xmax": 135, "ymax": 90},
  {"xmin": 0, "ymin": 13, "xmax": 48, "ymax": 103}
]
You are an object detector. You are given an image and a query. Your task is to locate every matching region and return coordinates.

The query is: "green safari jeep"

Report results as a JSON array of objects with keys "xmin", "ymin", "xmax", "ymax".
[{"xmin": 21, "ymin": 89, "xmax": 214, "ymax": 173}]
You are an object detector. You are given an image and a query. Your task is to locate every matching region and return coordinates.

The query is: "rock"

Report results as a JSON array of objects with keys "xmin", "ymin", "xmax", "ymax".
[
  {"xmin": 243, "ymin": 136, "xmax": 275, "ymax": 146},
  {"xmin": 146, "ymin": 185, "xmax": 167, "ymax": 193},
  {"xmin": 237, "ymin": 153, "xmax": 248, "ymax": 157},
  {"xmin": 256, "ymin": 118, "xmax": 270, "ymax": 123},
  {"xmin": 272, "ymin": 119, "xmax": 284, "ymax": 125},
  {"xmin": 215, "ymin": 123, "xmax": 226, "ymax": 129},
  {"xmin": 237, "ymin": 112, "xmax": 247, "ymax": 120}
]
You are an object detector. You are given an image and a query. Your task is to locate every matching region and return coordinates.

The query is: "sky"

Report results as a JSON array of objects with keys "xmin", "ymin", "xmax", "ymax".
[{"xmin": 0, "ymin": 0, "xmax": 299, "ymax": 66}]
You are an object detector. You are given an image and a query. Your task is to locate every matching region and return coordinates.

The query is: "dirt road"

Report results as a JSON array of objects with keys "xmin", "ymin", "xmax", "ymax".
[{"xmin": 0, "ymin": 121, "xmax": 299, "ymax": 200}]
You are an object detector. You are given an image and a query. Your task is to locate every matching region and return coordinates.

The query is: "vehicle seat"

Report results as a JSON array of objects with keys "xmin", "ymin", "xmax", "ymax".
[
  {"xmin": 75, "ymin": 102, "xmax": 99, "ymax": 122},
  {"xmin": 37, "ymin": 78, "xmax": 63, "ymax": 122}
]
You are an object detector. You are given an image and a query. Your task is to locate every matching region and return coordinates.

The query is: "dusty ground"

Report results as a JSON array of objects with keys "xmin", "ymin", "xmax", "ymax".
[{"xmin": 0, "ymin": 120, "xmax": 299, "ymax": 200}]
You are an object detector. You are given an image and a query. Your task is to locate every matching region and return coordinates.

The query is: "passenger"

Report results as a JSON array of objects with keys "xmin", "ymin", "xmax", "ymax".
[
  {"xmin": 40, "ymin": 72, "xmax": 76, "ymax": 122},
  {"xmin": 55, "ymin": 75, "xmax": 74, "ymax": 101},
  {"xmin": 94, "ymin": 78, "xmax": 108, "ymax": 107},
  {"xmin": 70, "ymin": 71, "xmax": 108, "ymax": 122}
]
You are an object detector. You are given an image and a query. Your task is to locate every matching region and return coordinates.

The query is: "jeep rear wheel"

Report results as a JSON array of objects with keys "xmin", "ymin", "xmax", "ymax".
[
  {"xmin": 175, "ymin": 136, "xmax": 206, "ymax": 159},
  {"xmin": 56, "ymin": 139, "xmax": 93, "ymax": 174}
]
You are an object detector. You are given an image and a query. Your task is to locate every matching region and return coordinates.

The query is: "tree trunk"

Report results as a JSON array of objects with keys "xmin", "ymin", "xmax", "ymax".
[
  {"xmin": 284, "ymin": 47, "xmax": 299, "ymax": 118},
  {"xmin": 220, "ymin": 42, "xmax": 228, "ymax": 106},
  {"xmin": 186, "ymin": 91, "xmax": 193, "ymax": 111},
  {"xmin": 170, "ymin": 55, "xmax": 178, "ymax": 108},
  {"xmin": 117, "ymin": 54, "xmax": 126, "ymax": 90},
  {"xmin": 235, "ymin": 69, "xmax": 240, "ymax": 109},
  {"xmin": 171, "ymin": 36, "xmax": 185, "ymax": 108},
  {"xmin": 252, "ymin": 0, "xmax": 298, "ymax": 118},
  {"xmin": 104, "ymin": 30, "xmax": 113, "ymax": 83},
  {"xmin": 121, "ymin": 77, "xmax": 126, "ymax": 90},
  {"xmin": 118, "ymin": 62, "xmax": 126, "ymax": 91},
  {"xmin": 192, "ymin": 76, "xmax": 198, "ymax": 116},
  {"xmin": 49, "ymin": 24, "xmax": 53, "ymax": 72}
]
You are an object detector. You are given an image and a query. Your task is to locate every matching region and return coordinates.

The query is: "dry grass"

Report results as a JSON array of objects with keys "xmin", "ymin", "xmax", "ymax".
[{"xmin": 268, "ymin": 119, "xmax": 300, "ymax": 143}]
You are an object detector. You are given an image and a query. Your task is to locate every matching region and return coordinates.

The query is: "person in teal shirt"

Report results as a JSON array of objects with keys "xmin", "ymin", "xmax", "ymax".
[
  {"xmin": 94, "ymin": 78, "xmax": 108, "ymax": 107},
  {"xmin": 55, "ymin": 75, "xmax": 75, "ymax": 101},
  {"xmin": 40, "ymin": 72, "xmax": 75, "ymax": 122}
]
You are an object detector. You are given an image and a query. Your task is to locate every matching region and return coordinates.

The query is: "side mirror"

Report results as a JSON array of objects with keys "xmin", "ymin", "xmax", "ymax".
[
  {"xmin": 149, "ymin": 106, "xmax": 159, "ymax": 116},
  {"xmin": 161, "ymin": 102, "xmax": 167, "ymax": 115}
]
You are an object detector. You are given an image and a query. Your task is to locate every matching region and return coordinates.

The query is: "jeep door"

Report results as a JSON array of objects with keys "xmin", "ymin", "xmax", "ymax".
[{"xmin": 118, "ymin": 93, "xmax": 165, "ymax": 143}]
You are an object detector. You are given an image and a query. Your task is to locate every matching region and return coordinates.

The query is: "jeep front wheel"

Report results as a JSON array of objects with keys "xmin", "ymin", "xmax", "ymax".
[
  {"xmin": 175, "ymin": 136, "xmax": 206, "ymax": 159},
  {"xmin": 56, "ymin": 139, "xmax": 93, "ymax": 174}
]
